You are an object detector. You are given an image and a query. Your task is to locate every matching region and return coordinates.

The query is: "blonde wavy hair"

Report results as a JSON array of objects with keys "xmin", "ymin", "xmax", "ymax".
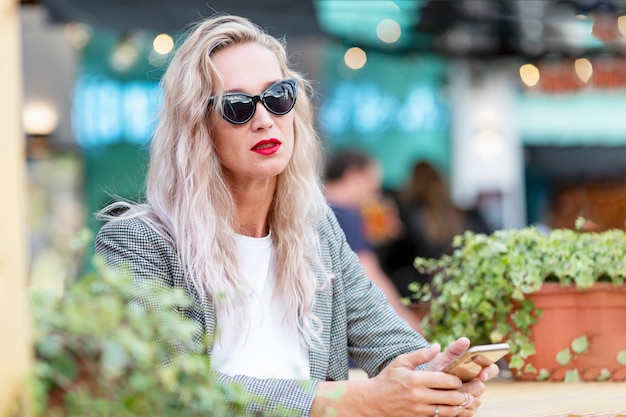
[{"xmin": 99, "ymin": 15, "xmax": 331, "ymax": 348}]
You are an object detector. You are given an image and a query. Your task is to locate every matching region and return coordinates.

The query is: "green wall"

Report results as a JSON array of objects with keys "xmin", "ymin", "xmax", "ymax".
[{"xmin": 317, "ymin": 42, "xmax": 450, "ymax": 190}]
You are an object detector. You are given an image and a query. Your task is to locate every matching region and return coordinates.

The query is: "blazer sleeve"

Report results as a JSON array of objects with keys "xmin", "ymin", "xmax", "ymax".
[
  {"xmin": 95, "ymin": 218, "xmax": 318, "ymax": 417},
  {"xmin": 320, "ymin": 208, "xmax": 431, "ymax": 376}
]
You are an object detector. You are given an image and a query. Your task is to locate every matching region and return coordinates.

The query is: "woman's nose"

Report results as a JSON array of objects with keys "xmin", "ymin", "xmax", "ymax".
[{"xmin": 250, "ymin": 101, "xmax": 275, "ymax": 129}]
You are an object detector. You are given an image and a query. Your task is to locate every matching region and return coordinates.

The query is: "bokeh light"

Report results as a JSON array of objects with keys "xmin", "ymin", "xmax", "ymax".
[
  {"xmin": 377, "ymin": 19, "xmax": 401, "ymax": 43},
  {"xmin": 153, "ymin": 33, "xmax": 174, "ymax": 55},
  {"xmin": 344, "ymin": 47, "xmax": 367, "ymax": 70},
  {"xmin": 519, "ymin": 63, "xmax": 540, "ymax": 87},
  {"xmin": 574, "ymin": 58, "xmax": 593, "ymax": 83}
]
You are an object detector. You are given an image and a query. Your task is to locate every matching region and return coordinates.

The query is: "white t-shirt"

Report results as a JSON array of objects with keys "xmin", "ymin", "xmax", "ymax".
[{"xmin": 210, "ymin": 232, "xmax": 310, "ymax": 379}]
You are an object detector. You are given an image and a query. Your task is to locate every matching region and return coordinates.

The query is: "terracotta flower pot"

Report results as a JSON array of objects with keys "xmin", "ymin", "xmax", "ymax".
[
  {"xmin": 409, "ymin": 301, "xmax": 430, "ymax": 323},
  {"xmin": 515, "ymin": 282, "xmax": 626, "ymax": 381}
]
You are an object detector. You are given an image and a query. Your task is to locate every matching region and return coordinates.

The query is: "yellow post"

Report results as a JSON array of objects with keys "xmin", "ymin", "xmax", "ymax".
[{"xmin": 0, "ymin": 0, "xmax": 31, "ymax": 415}]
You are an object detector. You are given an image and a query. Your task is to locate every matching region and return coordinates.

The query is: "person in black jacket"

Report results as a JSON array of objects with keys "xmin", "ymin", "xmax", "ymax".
[{"xmin": 385, "ymin": 161, "xmax": 492, "ymax": 298}]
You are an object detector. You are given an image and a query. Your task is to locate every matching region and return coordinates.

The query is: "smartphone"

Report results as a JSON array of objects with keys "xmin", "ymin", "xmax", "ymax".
[{"xmin": 441, "ymin": 343, "xmax": 510, "ymax": 382}]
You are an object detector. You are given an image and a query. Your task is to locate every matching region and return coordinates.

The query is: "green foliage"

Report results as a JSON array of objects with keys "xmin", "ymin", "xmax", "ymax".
[
  {"xmin": 551, "ymin": 335, "xmax": 589, "ymax": 379},
  {"xmin": 25, "ymin": 256, "xmax": 259, "ymax": 417},
  {"xmin": 535, "ymin": 369, "xmax": 550, "ymax": 381},
  {"xmin": 411, "ymin": 225, "xmax": 626, "ymax": 377},
  {"xmin": 556, "ymin": 348, "xmax": 572, "ymax": 366},
  {"xmin": 564, "ymin": 369, "xmax": 580, "ymax": 383},
  {"xmin": 570, "ymin": 335, "xmax": 589, "ymax": 355},
  {"xmin": 597, "ymin": 368, "xmax": 611, "ymax": 381}
]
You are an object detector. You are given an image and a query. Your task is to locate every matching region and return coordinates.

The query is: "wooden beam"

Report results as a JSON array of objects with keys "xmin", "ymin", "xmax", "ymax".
[{"xmin": 0, "ymin": 0, "xmax": 31, "ymax": 415}]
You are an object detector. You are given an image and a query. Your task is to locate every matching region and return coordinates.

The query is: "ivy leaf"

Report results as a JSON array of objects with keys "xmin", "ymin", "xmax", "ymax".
[
  {"xmin": 556, "ymin": 348, "xmax": 572, "ymax": 366},
  {"xmin": 617, "ymin": 350, "xmax": 626, "ymax": 366},
  {"xmin": 564, "ymin": 369, "xmax": 580, "ymax": 383},
  {"xmin": 46, "ymin": 354, "xmax": 79, "ymax": 383},
  {"xmin": 489, "ymin": 330, "xmax": 504, "ymax": 343},
  {"xmin": 536, "ymin": 368, "xmax": 550, "ymax": 381},
  {"xmin": 570, "ymin": 335, "xmax": 588, "ymax": 354},
  {"xmin": 37, "ymin": 337, "xmax": 65, "ymax": 358},
  {"xmin": 596, "ymin": 368, "xmax": 611, "ymax": 381},
  {"xmin": 508, "ymin": 355, "xmax": 524, "ymax": 370},
  {"xmin": 101, "ymin": 340, "xmax": 130, "ymax": 379},
  {"xmin": 523, "ymin": 363, "xmax": 537, "ymax": 374},
  {"xmin": 407, "ymin": 282, "xmax": 420, "ymax": 294}
]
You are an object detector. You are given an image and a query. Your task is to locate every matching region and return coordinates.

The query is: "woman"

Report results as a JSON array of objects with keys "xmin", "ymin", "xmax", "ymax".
[{"xmin": 95, "ymin": 14, "xmax": 497, "ymax": 417}]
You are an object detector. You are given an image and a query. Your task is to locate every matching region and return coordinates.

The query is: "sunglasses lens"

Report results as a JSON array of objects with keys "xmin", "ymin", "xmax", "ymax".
[
  {"xmin": 263, "ymin": 81, "xmax": 296, "ymax": 115},
  {"xmin": 222, "ymin": 94, "xmax": 255, "ymax": 124},
  {"xmin": 212, "ymin": 79, "xmax": 298, "ymax": 124}
]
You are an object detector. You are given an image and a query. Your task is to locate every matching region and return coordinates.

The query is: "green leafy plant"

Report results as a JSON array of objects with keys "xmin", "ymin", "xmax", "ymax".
[
  {"xmin": 536, "ymin": 335, "xmax": 591, "ymax": 382},
  {"xmin": 548, "ymin": 336, "xmax": 625, "ymax": 382},
  {"xmin": 410, "ymin": 220, "xmax": 626, "ymax": 378},
  {"xmin": 23, "ymin": 255, "xmax": 260, "ymax": 417}
]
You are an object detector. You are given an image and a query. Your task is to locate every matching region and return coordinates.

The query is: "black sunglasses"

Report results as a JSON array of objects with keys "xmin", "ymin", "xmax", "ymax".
[{"xmin": 209, "ymin": 79, "xmax": 298, "ymax": 125}]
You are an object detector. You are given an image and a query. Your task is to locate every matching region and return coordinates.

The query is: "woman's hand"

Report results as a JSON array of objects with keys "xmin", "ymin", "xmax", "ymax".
[
  {"xmin": 311, "ymin": 339, "xmax": 500, "ymax": 416},
  {"xmin": 427, "ymin": 337, "xmax": 501, "ymax": 382},
  {"xmin": 363, "ymin": 344, "xmax": 479, "ymax": 416},
  {"xmin": 313, "ymin": 344, "xmax": 475, "ymax": 416},
  {"xmin": 426, "ymin": 337, "xmax": 500, "ymax": 416}
]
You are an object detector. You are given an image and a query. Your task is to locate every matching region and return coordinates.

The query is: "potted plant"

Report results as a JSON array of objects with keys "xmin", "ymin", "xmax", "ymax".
[
  {"xmin": 411, "ymin": 218, "xmax": 626, "ymax": 382},
  {"xmin": 16, "ymin": 238, "xmax": 261, "ymax": 416}
]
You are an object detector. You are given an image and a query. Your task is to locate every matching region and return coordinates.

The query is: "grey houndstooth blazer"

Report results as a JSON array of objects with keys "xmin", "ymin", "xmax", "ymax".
[{"xmin": 95, "ymin": 205, "xmax": 430, "ymax": 416}]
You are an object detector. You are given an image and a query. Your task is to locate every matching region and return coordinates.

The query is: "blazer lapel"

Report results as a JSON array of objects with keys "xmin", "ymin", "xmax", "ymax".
[{"xmin": 308, "ymin": 251, "xmax": 333, "ymax": 381}]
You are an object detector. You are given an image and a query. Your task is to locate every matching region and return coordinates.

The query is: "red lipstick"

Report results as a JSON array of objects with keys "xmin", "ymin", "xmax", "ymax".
[{"xmin": 251, "ymin": 139, "xmax": 281, "ymax": 155}]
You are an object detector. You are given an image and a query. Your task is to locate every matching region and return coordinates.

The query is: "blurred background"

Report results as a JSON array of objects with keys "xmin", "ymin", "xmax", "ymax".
[{"xmin": 18, "ymin": 0, "xmax": 626, "ymax": 286}]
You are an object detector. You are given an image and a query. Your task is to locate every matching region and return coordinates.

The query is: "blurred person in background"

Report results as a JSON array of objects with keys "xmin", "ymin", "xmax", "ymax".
[
  {"xmin": 385, "ymin": 161, "xmax": 492, "ymax": 298},
  {"xmin": 323, "ymin": 149, "xmax": 422, "ymax": 331},
  {"xmin": 95, "ymin": 14, "xmax": 498, "ymax": 417}
]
